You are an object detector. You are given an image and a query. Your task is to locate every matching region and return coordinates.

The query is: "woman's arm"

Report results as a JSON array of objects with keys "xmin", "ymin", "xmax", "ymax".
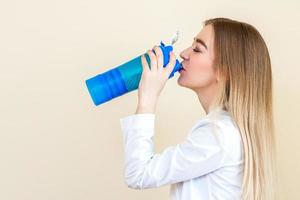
[{"xmin": 120, "ymin": 114, "xmax": 226, "ymax": 189}]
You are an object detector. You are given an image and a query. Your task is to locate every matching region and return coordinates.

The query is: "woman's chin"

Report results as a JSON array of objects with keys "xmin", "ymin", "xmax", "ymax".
[{"xmin": 177, "ymin": 76, "xmax": 186, "ymax": 87}]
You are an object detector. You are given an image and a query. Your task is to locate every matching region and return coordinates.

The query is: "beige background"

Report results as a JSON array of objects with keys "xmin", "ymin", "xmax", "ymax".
[{"xmin": 1, "ymin": 0, "xmax": 299, "ymax": 199}]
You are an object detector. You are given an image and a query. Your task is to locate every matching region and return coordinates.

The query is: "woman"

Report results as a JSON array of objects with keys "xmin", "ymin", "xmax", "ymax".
[{"xmin": 120, "ymin": 17, "xmax": 276, "ymax": 200}]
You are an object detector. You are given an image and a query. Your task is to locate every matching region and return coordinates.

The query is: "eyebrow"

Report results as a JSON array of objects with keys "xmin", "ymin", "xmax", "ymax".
[{"xmin": 194, "ymin": 37, "xmax": 208, "ymax": 50}]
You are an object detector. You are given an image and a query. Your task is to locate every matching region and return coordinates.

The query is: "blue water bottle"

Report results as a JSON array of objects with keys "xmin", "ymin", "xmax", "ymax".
[{"xmin": 85, "ymin": 36, "xmax": 182, "ymax": 106}]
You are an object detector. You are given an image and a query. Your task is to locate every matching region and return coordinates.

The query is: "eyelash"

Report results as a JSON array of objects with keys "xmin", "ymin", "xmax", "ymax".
[{"xmin": 193, "ymin": 48, "xmax": 201, "ymax": 53}]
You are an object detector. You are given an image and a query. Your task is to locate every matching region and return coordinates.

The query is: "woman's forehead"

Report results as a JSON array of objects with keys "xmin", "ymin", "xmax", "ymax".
[
  {"xmin": 195, "ymin": 25, "xmax": 214, "ymax": 47},
  {"xmin": 195, "ymin": 25, "xmax": 214, "ymax": 52}
]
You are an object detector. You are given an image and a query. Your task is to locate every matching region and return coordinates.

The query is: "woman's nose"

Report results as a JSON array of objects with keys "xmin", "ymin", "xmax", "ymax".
[{"xmin": 180, "ymin": 48, "xmax": 189, "ymax": 60}]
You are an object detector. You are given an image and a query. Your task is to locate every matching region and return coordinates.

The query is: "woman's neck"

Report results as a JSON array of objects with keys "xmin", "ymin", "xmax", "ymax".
[{"xmin": 195, "ymin": 83, "xmax": 219, "ymax": 115}]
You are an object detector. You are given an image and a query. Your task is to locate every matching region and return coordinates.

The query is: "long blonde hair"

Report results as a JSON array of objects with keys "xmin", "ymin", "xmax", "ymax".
[{"xmin": 205, "ymin": 18, "xmax": 277, "ymax": 200}]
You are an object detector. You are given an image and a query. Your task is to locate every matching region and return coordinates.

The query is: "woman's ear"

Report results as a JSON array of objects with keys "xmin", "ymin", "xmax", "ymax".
[
  {"xmin": 216, "ymin": 68, "xmax": 229, "ymax": 82},
  {"xmin": 216, "ymin": 69, "xmax": 220, "ymax": 82}
]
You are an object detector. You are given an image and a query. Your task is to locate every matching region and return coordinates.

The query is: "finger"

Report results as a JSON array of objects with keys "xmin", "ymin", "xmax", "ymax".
[
  {"xmin": 141, "ymin": 54, "xmax": 150, "ymax": 73},
  {"xmin": 147, "ymin": 49, "xmax": 157, "ymax": 72},
  {"xmin": 153, "ymin": 45, "xmax": 163, "ymax": 71},
  {"xmin": 164, "ymin": 51, "xmax": 176, "ymax": 76}
]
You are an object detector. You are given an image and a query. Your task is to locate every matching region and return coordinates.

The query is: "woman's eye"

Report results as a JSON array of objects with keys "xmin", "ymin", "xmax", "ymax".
[{"xmin": 193, "ymin": 48, "xmax": 201, "ymax": 53}]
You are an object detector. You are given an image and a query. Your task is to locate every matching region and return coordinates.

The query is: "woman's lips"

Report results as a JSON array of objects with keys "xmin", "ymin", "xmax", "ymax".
[
  {"xmin": 179, "ymin": 67, "xmax": 185, "ymax": 73},
  {"xmin": 180, "ymin": 62, "xmax": 187, "ymax": 70}
]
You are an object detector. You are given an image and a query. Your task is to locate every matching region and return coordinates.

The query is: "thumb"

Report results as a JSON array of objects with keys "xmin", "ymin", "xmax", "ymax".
[
  {"xmin": 141, "ymin": 54, "xmax": 150, "ymax": 73},
  {"xmin": 164, "ymin": 51, "xmax": 176, "ymax": 75}
]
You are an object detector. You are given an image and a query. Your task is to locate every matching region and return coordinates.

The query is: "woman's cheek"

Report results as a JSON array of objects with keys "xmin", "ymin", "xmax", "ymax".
[{"xmin": 193, "ymin": 61, "xmax": 215, "ymax": 86}]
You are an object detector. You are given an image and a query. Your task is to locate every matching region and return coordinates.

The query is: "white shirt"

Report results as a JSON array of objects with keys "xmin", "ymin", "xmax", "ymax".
[{"xmin": 120, "ymin": 108, "xmax": 244, "ymax": 200}]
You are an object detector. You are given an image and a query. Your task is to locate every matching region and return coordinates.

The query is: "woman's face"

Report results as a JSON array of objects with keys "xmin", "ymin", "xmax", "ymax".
[{"xmin": 177, "ymin": 24, "xmax": 218, "ymax": 92}]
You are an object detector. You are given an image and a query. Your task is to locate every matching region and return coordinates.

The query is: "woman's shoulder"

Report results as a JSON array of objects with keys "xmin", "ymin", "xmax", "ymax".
[
  {"xmin": 190, "ymin": 109, "xmax": 236, "ymax": 131},
  {"xmin": 189, "ymin": 109, "xmax": 243, "ymax": 162},
  {"xmin": 189, "ymin": 109, "xmax": 242, "ymax": 148}
]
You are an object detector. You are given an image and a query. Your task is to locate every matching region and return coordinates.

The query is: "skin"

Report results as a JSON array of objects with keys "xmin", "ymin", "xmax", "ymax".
[
  {"xmin": 135, "ymin": 24, "xmax": 219, "ymax": 115},
  {"xmin": 178, "ymin": 24, "xmax": 219, "ymax": 114}
]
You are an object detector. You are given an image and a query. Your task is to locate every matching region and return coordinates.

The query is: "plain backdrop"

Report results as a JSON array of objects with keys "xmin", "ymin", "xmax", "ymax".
[{"xmin": 0, "ymin": 0, "xmax": 299, "ymax": 199}]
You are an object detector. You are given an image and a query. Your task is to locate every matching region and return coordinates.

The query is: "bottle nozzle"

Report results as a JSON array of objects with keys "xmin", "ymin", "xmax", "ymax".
[{"xmin": 170, "ymin": 30, "xmax": 179, "ymax": 46}]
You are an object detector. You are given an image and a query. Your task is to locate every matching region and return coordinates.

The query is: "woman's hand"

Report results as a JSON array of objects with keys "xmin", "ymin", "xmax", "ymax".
[{"xmin": 135, "ymin": 45, "xmax": 176, "ymax": 114}]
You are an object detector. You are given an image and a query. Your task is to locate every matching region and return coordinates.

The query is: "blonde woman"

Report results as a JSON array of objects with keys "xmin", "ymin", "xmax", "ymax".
[{"xmin": 120, "ymin": 18, "xmax": 276, "ymax": 200}]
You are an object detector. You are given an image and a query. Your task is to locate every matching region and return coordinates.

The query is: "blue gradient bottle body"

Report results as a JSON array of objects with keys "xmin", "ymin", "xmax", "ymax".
[{"xmin": 85, "ymin": 41, "xmax": 182, "ymax": 106}]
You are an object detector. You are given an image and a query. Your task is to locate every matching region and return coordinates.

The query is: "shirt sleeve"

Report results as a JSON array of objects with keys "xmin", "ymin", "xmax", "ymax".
[{"xmin": 119, "ymin": 113, "xmax": 226, "ymax": 190}]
